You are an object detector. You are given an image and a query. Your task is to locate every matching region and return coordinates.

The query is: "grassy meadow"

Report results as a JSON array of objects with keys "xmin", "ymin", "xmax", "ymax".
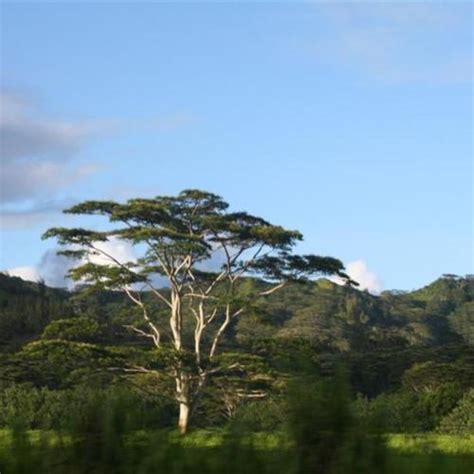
[{"xmin": 0, "ymin": 428, "xmax": 473, "ymax": 474}]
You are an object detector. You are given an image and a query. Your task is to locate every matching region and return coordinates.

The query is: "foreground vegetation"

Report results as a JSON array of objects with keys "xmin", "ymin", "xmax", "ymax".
[
  {"xmin": 0, "ymin": 272, "xmax": 472, "ymax": 471},
  {"xmin": 0, "ymin": 382, "xmax": 472, "ymax": 474}
]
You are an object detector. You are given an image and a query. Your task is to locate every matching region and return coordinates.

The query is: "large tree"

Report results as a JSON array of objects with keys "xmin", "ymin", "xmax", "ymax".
[{"xmin": 43, "ymin": 189, "xmax": 354, "ymax": 433}]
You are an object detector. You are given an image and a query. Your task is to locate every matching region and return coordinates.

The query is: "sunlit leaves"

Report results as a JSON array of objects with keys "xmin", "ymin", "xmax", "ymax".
[
  {"xmin": 43, "ymin": 189, "xmax": 352, "ymax": 289},
  {"xmin": 247, "ymin": 254, "xmax": 352, "ymax": 283},
  {"xmin": 42, "ymin": 228, "xmax": 108, "ymax": 246},
  {"xmin": 64, "ymin": 200, "xmax": 120, "ymax": 216},
  {"xmin": 68, "ymin": 262, "xmax": 146, "ymax": 290}
]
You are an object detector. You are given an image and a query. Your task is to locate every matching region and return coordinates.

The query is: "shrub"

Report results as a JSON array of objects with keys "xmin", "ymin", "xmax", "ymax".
[
  {"xmin": 0, "ymin": 384, "xmax": 172, "ymax": 430},
  {"xmin": 233, "ymin": 398, "xmax": 285, "ymax": 432},
  {"xmin": 437, "ymin": 388, "xmax": 474, "ymax": 434},
  {"xmin": 353, "ymin": 383, "xmax": 464, "ymax": 433},
  {"xmin": 41, "ymin": 317, "xmax": 101, "ymax": 342}
]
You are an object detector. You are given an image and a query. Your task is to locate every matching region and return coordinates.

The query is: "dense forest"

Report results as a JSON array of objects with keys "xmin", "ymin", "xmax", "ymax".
[
  {"xmin": 0, "ymin": 274, "xmax": 474, "ymax": 429},
  {"xmin": 0, "ymin": 272, "xmax": 472, "ymax": 433}
]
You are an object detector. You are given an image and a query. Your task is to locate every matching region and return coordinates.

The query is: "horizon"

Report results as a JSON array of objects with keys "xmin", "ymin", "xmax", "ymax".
[
  {"xmin": 1, "ymin": 2, "xmax": 473, "ymax": 293},
  {"xmin": 1, "ymin": 266, "xmax": 473, "ymax": 296}
]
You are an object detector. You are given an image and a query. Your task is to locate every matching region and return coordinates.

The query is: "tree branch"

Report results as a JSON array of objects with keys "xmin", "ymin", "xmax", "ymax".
[
  {"xmin": 123, "ymin": 286, "xmax": 161, "ymax": 347},
  {"xmin": 87, "ymin": 242, "xmax": 173, "ymax": 308},
  {"xmin": 259, "ymin": 281, "xmax": 286, "ymax": 296}
]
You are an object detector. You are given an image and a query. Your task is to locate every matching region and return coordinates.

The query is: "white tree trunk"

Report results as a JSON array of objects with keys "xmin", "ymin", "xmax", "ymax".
[
  {"xmin": 176, "ymin": 371, "xmax": 190, "ymax": 434},
  {"xmin": 178, "ymin": 401, "xmax": 190, "ymax": 435}
]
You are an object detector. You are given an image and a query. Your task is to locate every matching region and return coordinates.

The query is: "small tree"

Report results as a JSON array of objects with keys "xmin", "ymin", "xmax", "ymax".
[{"xmin": 43, "ymin": 189, "xmax": 353, "ymax": 433}]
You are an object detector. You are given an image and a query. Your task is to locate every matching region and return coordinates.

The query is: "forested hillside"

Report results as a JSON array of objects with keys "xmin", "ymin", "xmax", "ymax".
[
  {"xmin": 1, "ymin": 272, "xmax": 472, "ymax": 353},
  {"xmin": 0, "ymin": 272, "xmax": 473, "ymax": 472},
  {"xmin": 1, "ymin": 272, "xmax": 473, "ymax": 404}
]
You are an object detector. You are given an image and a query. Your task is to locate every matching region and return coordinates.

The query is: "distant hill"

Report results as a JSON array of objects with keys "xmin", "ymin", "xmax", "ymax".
[
  {"xmin": 0, "ymin": 273, "xmax": 71, "ymax": 351},
  {"xmin": 0, "ymin": 272, "xmax": 472, "ymax": 354},
  {"xmin": 235, "ymin": 275, "xmax": 473, "ymax": 351}
]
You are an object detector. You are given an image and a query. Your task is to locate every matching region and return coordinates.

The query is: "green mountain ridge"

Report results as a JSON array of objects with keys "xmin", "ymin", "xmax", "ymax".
[{"xmin": 1, "ymin": 272, "xmax": 472, "ymax": 353}]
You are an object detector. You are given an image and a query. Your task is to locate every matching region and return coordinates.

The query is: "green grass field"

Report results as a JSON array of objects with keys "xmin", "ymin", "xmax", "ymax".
[
  {"xmin": 0, "ymin": 429, "xmax": 472, "ymax": 473},
  {"xmin": 386, "ymin": 433, "xmax": 474, "ymax": 455},
  {"xmin": 2, "ymin": 428, "xmax": 471, "ymax": 450},
  {"xmin": 385, "ymin": 434, "xmax": 474, "ymax": 474}
]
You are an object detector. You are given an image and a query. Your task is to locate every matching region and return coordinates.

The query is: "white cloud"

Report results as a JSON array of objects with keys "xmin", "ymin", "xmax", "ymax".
[
  {"xmin": 0, "ymin": 91, "xmax": 101, "ymax": 205},
  {"xmin": 86, "ymin": 238, "xmax": 137, "ymax": 266},
  {"xmin": 4, "ymin": 250, "xmax": 75, "ymax": 288},
  {"xmin": 0, "ymin": 198, "xmax": 75, "ymax": 230},
  {"xmin": 330, "ymin": 259, "xmax": 383, "ymax": 294},
  {"xmin": 0, "ymin": 90, "xmax": 195, "ymax": 229},
  {"xmin": 38, "ymin": 249, "xmax": 78, "ymax": 288},
  {"xmin": 6, "ymin": 265, "xmax": 41, "ymax": 282},
  {"xmin": 1, "ymin": 160, "xmax": 99, "ymax": 205},
  {"xmin": 3, "ymin": 238, "xmax": 137, "ymax": 288},
  {"xmin": 0, "ymin": 95, "xmax": 90, "ymax": 163}
]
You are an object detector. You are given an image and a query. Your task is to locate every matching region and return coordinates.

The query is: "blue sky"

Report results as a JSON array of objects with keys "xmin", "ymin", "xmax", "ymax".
[{"xmin": 1, "ymin": 2, "xmax": 472, "ymax": 292}]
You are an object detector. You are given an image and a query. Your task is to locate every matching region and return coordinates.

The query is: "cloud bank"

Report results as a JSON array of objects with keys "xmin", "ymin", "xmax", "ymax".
[
  {"xmin": 3, "ymin": 238, "xmax": 137, "ymax": 288},
  {"xmin": 0, "ymin": 91, "xmax": 101, "ymax": 206},
  {"xmin": 6, "ymin": 265, "xmax": 41, "ymax": 283},
  {"xmin": 330, "ymin": 259, "xmax": 383, "ymax": 294},
  {"xmin": 1, "ymin": 90, "xmax": 197, "ymax": 230}
]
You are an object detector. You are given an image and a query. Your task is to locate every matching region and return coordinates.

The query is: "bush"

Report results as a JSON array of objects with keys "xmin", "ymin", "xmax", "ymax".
[
  {"xmin": 0, "ymin": 384, "xmax": 173, "ymax": 430},
  {"xmin": 353, "ymin": 391, "xmax": 424, "ymax": 432},
  {"xmin": 41, "ymin": 317, "xmax": 101, "ymax": 342},
  {"xmin": 437, "ymin": 389, "xmax": 474, "ymax": 434},
  {"xmin": 353, "ymin": 383, "xmax": 464, "ymax": 433},
  {"xmin": 233, "ymin": 398, "xmax": 285, "ymax": 432}
]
